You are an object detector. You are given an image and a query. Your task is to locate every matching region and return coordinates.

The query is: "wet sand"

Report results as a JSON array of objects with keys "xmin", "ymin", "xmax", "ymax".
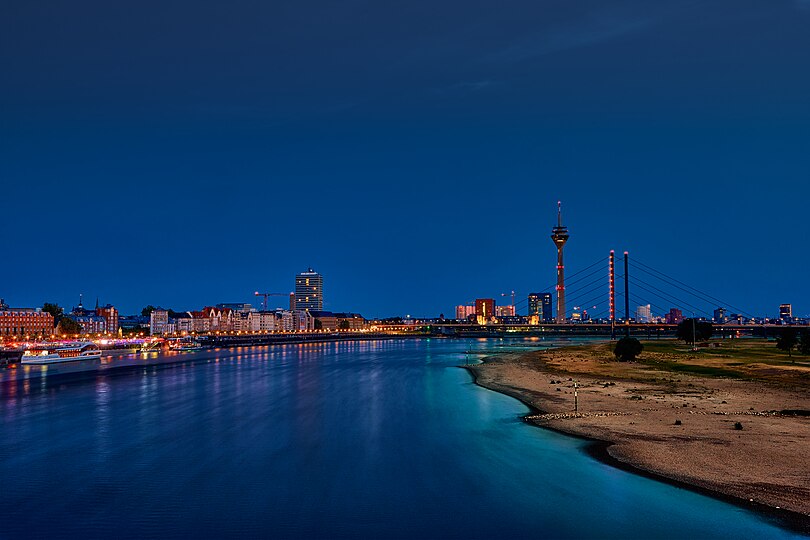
[{"xmin": 465, "ymin": 342, "xmax": 810, "ymax": 529}]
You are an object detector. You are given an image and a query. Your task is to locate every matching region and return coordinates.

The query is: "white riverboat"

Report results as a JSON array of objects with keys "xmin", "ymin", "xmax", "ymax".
[{"xmin": 22, "ymin": 342, "xmax": 103, "ymax": 364}]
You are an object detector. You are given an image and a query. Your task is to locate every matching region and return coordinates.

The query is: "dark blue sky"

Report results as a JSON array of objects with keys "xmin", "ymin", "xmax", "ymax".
[{"xmin": 2, "ymin": 0, "xmax": 809, "ymax": 318}]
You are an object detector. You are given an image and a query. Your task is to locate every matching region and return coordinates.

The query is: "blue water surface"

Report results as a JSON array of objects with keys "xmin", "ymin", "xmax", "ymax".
[{"xmin": 0, "ymin": 338, "xmax": 803, "ymax": 539}]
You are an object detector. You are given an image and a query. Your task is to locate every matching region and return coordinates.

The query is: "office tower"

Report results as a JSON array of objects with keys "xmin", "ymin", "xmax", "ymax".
[{"xmin": 295, "ymin": 268, "xmax": 323, "ymax": 311}]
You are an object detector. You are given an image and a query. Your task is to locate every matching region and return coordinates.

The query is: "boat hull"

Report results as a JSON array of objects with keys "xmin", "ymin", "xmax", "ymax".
[{"xmin": 22, "ymin": 353, "xmax": 102, "ymax": 365}]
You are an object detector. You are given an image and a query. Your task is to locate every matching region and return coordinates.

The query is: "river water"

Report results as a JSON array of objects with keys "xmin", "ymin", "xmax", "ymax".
[{"xmin": 0, "ymin": 338, "xmax": 802, "ymax": 539}]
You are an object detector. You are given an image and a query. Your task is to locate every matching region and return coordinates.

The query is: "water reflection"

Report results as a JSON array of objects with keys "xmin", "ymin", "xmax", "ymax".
[{"xmin": 0, "ymin": 338, "xmax": 802, "ymax": 539}]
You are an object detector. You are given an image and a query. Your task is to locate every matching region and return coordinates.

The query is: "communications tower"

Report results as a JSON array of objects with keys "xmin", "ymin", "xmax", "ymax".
[{"xmin": 550, "ymin": 202, "xmax": 570, "ymax": 323}]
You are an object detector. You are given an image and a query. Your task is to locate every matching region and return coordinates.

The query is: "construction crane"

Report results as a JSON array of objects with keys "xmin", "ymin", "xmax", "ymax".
[
  {"xmin": 500, "ymin": 291, "xmax": 516, "ymax": 315},
  {"xmin": 254, "ymin": 291, "xmax": 291, "ymax": 311}
]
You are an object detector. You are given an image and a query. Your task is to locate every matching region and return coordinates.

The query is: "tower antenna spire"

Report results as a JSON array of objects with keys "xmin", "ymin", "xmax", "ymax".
[{"xmin": 557, "ymin": 201, "xmax": 562, "ymax": 227}]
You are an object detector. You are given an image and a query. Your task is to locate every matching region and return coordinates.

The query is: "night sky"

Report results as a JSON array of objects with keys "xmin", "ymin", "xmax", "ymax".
[{"xmin": 2, "ymin": 0, "xmax": 809, "ymax": 318}]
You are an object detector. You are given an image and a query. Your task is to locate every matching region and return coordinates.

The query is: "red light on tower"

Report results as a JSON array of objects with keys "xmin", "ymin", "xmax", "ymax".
[{"xmin": 609, "ymin": 251, "xmax": 615, "ymax": 321}]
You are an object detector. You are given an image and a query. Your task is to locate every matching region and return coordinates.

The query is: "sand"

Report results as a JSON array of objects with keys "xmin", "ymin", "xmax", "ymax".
[{"xmin": 466, "ymin": 341, "xmax": 810, "ymax": 529}]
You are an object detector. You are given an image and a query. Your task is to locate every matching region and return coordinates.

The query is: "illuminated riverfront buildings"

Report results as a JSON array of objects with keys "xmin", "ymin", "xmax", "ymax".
[
  {"xmin": 496, "ymin": 305, "xmax": 516, "ymax": 317},
  {"xmin": 475, "ymin": 298, "xmax": 495, "ymax": 324},
  {"xmin": 96, "ymin": 304, "xmax": 119, "ymax": 334},
  {"xmin": 780, "ymin": 304, "xmax": 792, "ymax": 321},
  {"xmin": 455, "ymin": 305, "xmax": 476, "ymax": 321},
  {"xmin": 528, "ymin": 292, "xmax": 553, "ymax": 323},
  {"xmin": 295, "ymin": 268, "xmax": 323, "ymax": 311},
  {"xmin": 636, "ymin": 304, "xmax": 652, "ymax": 323},
  {"xmin": 150, "ymin": 309, "xmax": 169, "ymax": 335},
  {"xmin": 66, "ymin": 297, "xmax": 107, "ymax": 334},
  {"xmin": 0, "ymin": 306, "xmax": 54, "ymax": 337}
]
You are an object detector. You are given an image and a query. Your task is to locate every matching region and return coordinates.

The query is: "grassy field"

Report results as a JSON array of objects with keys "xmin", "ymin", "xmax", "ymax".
[
  {"xmin": 537, "ymin": 338, "xmax": 810, "ymax": 388},
  {"xmin": 627, "ymin": 339, "xmax": 808, "ymax": 386}
]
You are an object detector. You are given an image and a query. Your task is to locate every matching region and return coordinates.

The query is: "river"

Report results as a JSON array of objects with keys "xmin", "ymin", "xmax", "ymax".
[{"xmin": 0, "ymin": 338, "xmax": 802, "ymax": 538}]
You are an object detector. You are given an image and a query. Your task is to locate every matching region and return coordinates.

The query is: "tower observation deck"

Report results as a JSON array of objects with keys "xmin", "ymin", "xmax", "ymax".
[{"xmin": 550, "ymin": 202, "xmax": 570, "ymax": 323}]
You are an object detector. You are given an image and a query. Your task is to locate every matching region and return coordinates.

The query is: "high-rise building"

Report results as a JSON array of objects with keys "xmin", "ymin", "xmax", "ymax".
[
  {"xmin": 527, "ymin": 292, "xmax": 553, "ymax": 322},
  {"xmin": 528, "ymin": 293, "xmax": 541, "ymax": 316},
  {"xmin": 779, "ymin": 304, "xmax": 792, "ymax": 321},
  {"xmin": 636, "ymin": 304, "xmax": 652, "ymax": 323},
  {"xmin": 475, "ymin": 298, "xmax": 495, "ymax": 323},
  {"xmin": 455, "ymin": 305, "xmax": 476, "ymax": 321},
  {"xmin": 713, "ymin": 307, "xmax": 727, "ymax": 324},
  {"xmin": 540, "ymin": 293, "xmax": 553, "ymax": 322},
  {"xmin": 295, "ymin": 268, "xmax": 323, "ymax": 311},
  {"xmin": 550, "ymin": 202, "xmax": 570, "ymax": 323}
]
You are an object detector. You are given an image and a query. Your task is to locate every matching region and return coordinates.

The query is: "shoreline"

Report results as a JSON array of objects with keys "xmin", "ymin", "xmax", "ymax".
[{"xmin": 462, "ymin": 347, "xmax": 810, "ymax": 535}]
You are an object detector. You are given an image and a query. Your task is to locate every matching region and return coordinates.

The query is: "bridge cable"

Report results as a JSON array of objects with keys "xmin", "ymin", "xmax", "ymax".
[
  {"xmin": 631, "ymin": 258, "xmax": 756, "ymax": 319},
  {"xmin": 628, "ymin": 276, "xmax": 709, "ymax": 317}
]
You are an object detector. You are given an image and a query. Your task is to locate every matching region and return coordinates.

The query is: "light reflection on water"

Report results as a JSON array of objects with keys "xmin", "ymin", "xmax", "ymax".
[{"xmin": 0, "ymin": 338, "xmax": 803, "ymax": 539}]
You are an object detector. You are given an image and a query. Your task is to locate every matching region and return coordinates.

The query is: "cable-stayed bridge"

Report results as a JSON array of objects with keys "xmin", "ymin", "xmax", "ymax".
[{"xmin": 435, "ymin": 252, "xmax": 791, "ymax": 337}]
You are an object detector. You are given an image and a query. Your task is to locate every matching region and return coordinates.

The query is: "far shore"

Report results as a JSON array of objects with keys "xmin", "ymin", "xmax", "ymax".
[{"xmin": 464, "ymin": 339, "xmax": 810, "ymax": 532}]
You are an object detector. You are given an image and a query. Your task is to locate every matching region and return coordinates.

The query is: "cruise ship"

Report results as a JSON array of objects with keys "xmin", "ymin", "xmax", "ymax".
[{"xmin": 22, "ymin": 342, "xmax": 103, "ymax": 365}]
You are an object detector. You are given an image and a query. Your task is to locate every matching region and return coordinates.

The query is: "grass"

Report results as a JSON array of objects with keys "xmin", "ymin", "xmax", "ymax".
[
  {"xmin": 535, "ymin": 339, "xmax": 810, "ymax": 388},
  {"xmin": 635, "ymin": 339, "xmax": 810, "ymax": 385}
]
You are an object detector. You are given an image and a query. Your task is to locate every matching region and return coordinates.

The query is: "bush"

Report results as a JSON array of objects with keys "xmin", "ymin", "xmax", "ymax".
[
  {"xmin": 674, "ymin": 419, "xmax": 682, "ymax": 425},
  {"xmin": 614, "ymin": 337, "xmax": 643, "ymax": 361},
  {"xmin": 734, "ymin": 422, "xmax": 743, "ymax": 430}
]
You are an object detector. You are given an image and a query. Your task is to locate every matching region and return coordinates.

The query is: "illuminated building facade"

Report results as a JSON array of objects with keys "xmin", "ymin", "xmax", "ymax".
[
  {"xmin": 527, "ymin": 292, "xmax": 553, "ymax": 323},
  {"xmin": 496, "ymin": 305, "xmax": 515, "ymax": 317},
  {"xmin": 150, "ymin": 309, "xmax": 169, "ymax": 335},
  {"xmin": 455, "ymin": 305, "xmax": 476, "ymax": 321},
  {"xmin": 0, "ymin": 308, "xmax": 54, "ymax": 337},
  {"xmin": 636, "ymin": 304, "xmax": 652, "ymax": 323},
  {"xmin": 779, "ymin": 304, "xmax": 792, "ymax": 321},
  {"xmin": 96, "ymin": 304, "xmax": 119, "ymax": 334},
  {"xmin": 475, "ymin": 298, "xmax": 495, "ymax": 324},
  {"xmin": 295, "ymin": 268, "xmax": 323, "ymax": 311}
]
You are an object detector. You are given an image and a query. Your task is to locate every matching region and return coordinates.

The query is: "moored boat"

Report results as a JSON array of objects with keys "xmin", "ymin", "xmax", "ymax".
[
  {"xmin": 1, "ymin": 347, "xmax": 24, "ymax": 366},
  {"xmin": 22, "ymin": 342, "xmax": 103, "ymax": 365},
  {"xmin": 168, "ymin": 338, "xmax": 203, "ymax": 352}
]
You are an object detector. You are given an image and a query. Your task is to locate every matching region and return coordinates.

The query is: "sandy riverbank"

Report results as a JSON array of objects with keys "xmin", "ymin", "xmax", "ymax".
[{"xmin": 466, "ymin": 341, "xmax": 810, "ymax": 530}]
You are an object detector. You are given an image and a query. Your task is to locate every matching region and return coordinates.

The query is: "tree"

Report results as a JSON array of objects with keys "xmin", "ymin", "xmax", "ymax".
[
  {"xmin": 57, "ymin": 317, "xmax": 82, "ymax": 336},
  {"xmin": 338, "ymin": 320, "xmax": 350, "ymax": 330},
  {"xmin": 776, "ymin": 328, "xmax": 799, "ymax": 359},
  {"xmin": 614, "ymin": 337, "xmax": 643, "ymax": 361},
  {"xmin": 141, "ymin": 305, "xmax": 157, "ymax": 317},
  {"xmin": 42, "ymin": 302, "xmax": 64, "ymax": 323},
  {"xmin": 675, "ymin": 319, "xmax": 713, "ymax": 344},
  {"xmin": 798, "ymin": 329, "xmax": 810, "ymax": 356}
]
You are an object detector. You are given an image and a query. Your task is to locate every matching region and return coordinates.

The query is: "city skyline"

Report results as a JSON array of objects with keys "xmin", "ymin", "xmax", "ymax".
[{"xmin": 2, "ymin": 1, "xmax": 809, "ymax": 318}]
